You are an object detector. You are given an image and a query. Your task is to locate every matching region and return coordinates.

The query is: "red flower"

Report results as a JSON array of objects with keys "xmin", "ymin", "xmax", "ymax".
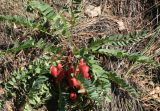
[
  {"xmin": 69, "ymin": 92, "xmax": 77, "ymax": 101},
  {"xmin": 80, "ymin": 65, "xmax": 89, "ymax": 74},
  {"xmin": 50, "ymin": 65, "xmax": 59, "ymax": 77},
  {"xmin": 68, "ymin": 77, "xmax": 80, "ymax": 88},
  {"xmin": 79, "ymin": 58, "xmax": 84, "ymax": 63},
  {"xmin": 79, "ymin": 58, "xmax": 86, "ymax": 66},
  {"xmin": 57, "ymin": 63, "xmax": 63, "ymax": 70},
  {"xmin": 74, "ymin": 67, "xmax": 79, "ymax": 76},
  {"xmin": 79, "ymin": 65, "xmax": 90, "ymax": 79}
]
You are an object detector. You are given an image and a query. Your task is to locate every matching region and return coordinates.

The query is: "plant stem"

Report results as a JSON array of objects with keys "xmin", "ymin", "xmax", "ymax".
[{"xmin": 58, "ymin": 83, "xmax": 62, "ymax": 111}]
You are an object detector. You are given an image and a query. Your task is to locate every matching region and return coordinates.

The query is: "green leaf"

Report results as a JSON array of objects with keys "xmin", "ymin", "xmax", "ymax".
[
  {"xmin": 107, "ymin": 72, "xmax": 137, "ymax": 96},
  {"xmin": 89, "ymin": 31, "xmax": 147, "ymax": 51},
  {"xmin": 98, "ymin": 48, "xmax": 155, "ymax": 64},
  {"xmin": 29, "ymin": 0, "xmax": 55, "ymax": 20},
  {"xmin": 29, "ymin": 99, "xmax": 36, "ymax": 105},
  {"xmin": 24, "ymin": 103, "xmax": 32, "ymax": 111},
  {"xmin": 8, "ymin": 81, "xmax": 14, "ymax": 86},
  {"xmin": 6, "ymin": 38, "xmax": 35, "ymax": 53},
  {"xmin": 35, "ymin": 67, "xmax": 41, "ymax": 74}
]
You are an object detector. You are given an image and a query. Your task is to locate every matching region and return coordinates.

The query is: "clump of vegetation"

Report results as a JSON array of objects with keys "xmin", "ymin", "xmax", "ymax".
[{"xmin": 0, "ymin": 0, "xmax": 160, "ymax": 111}]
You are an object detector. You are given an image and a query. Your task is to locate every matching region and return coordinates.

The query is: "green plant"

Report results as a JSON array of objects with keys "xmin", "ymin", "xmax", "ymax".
[
  {"xmin": 4, "ymin": 55, "xmax": 52, "ymax": 110},
  {"xmin": 0, "ymin": 0, "xmax": 159, "ymax": 111}
]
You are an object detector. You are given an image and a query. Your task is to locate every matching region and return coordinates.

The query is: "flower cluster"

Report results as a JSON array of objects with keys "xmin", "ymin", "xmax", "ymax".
[{"xmin": 50, "ymin": 58, "xmax": 91, "ymax": 101}]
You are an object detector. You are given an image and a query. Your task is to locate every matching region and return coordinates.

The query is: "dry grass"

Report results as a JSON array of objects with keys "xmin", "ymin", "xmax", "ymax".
[{"xmin": 0, "ymin": 0, "xmax": 160, "ymax": 111}]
